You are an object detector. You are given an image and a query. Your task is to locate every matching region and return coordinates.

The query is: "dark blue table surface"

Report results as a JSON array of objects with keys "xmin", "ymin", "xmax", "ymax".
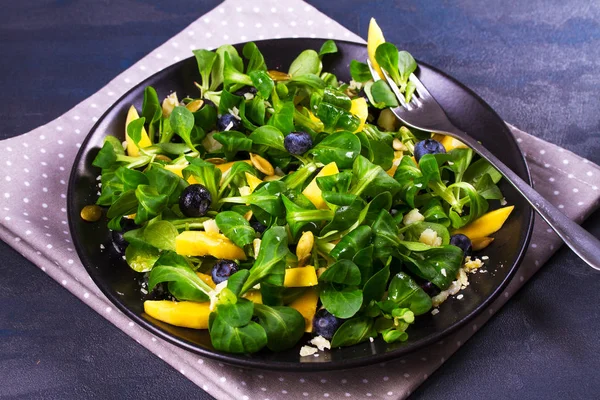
[{"xmin": 1, "ymin": 1, "xmax": 599, "ymax": 399}]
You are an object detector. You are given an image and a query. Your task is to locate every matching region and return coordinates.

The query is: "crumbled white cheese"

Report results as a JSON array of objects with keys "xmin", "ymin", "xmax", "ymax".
[
  {"xmin": 224, "ymin": 121, "xmax": 234, "ymax": 131},
  {"xmin": 300, "ymin": 346, "xmax": 318, "ymax": 357},
  {"xmin": 209, "ymin": 281, "xmax": 229, "ymax": 311},
  {"xmin": 432, "ymin": 291, "xmax": 449, "ymax": 307},
  {"xmin": 122, "ymin": 141, "xmax": 128, "ymax": 150},
  {"xmin": 431, "ymin": 308, "xmax": 440, "ymax": 316},
  {"xmin": 457, "ymin": 294, "xmax": 464, "ymax": 300},
  {"xmin": 440, "ymin": 268, "xmax": 447, "ymax": 277},
  {"xmin": 309, "ymin": 336, "xmax": 331, "ymax": 351},
  {"xmin": 99, "ymin": 244, "xmax": 105, "ymax": 250},
  {"xmin": 500, "ymin": 197, "xmax": 507, "ymax": 206},
  {"xmin": 464, "ymin": 256, "xmax": 484, "ymax": 272},
  {"xmin": 203, "ymin": 219, "xmax": 219, "ymax": 233},
  {"xmin": 140, "ymin": 288, "xmax": 148, "ymax": 295},
  {"xmin": 457, "ymin": 268, "xmax": 469, "ymax": 289},
  {"xmin": 243, "ymin": 93, "xmax": 255, "ymax": 100},
  {"xmin": 481, "ymin": 256, "xmax": 489, "ymax": 261},
  {"xmin": 419, "ymin": 228, "xmax": 442, "ymax": 246},
  {"xmin": 202, "ymin": 132, "xmax": 223, "ymax": 152},
  {"xmin": 348, "ymin": 79, "xmax": 363, "ymax": 91},
  {"xmin": 369, "ymin": 337, "xmax": 374, "ymax": 343},
  {"xmin": 403, "ymin": 209, "xmax": 424, "ymax": 225},
  {"xmin": 238, "ymin": 186, "xmax": 252, "ymax": 197},
  {"xmin": 162, "ymin": 92, "xmax": 179, "ymax": 117},
  {"xmin": 393, "ymin": 138, "xmax": 408, "ymax": 151},
  {"xmin": 228, "ymin": 107, "xmax": 242, "ymax": 120}
]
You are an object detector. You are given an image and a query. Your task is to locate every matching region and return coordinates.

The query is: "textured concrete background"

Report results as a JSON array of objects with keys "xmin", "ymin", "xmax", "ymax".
[{"xmin": 1, "ymin": 1, "xmax": 598, "ymax": 399}]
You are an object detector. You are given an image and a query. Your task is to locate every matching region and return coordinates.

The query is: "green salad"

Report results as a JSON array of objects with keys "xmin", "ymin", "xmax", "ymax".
[{"xmin": 89, "ymin": 34, "xmax": 513, "ymax": 355}]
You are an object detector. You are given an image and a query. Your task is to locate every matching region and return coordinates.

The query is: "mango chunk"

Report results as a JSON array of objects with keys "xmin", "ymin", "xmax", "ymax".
[
  {"xmin": 215, "ymin": 160, "xmax": 252, "ymax": 174},
  {"xmin": 453, "ymin": 206, "xmax": 514, "ymax": 240},
  {"xmin": 288, "ymin": 288, "xmax": 319, "ymax": 332},
  {"xmin": 349, "ymin": 97, "xmax": 368, "ymax": 133},
  {"xmin": 196, "ymin": 272, "xmax": 216, "ymax": 289},
  {"xmin": 432, "ymin": 133, "xmax": 468, "ymax": 152},
  {"xmin": 242, "ymin": 290, "xmax": 263, "ymax": 304},
  {"xmin": 176, "ymin": 231, "xmax": 247, "ymax": 260},
  {"xmin": 284, "ymin": 266, "xmax": 319, "ymax": 288},
  {"xmin": 471, "ymin": 236, "xmax": 495, "ymax": 251},
  {"xmin": 367, "ymin": 18, "xmax": 386, "ymax": 79},
  {"xmin": 302, "ymin": 162, "xmax": 339, "ymax": 209},
  {"xmin": 144, "ymin": 300, "xmax": 210, "ymax": 329},
  {"xmin": 245, "ymin": 172, "xmax": 263, "ymax": 192},
  {"xmin": 125, "ymin": 105, "xmax": 152, "ymax": 157},
  {"xmin": 163, "ymin": 164, "xmax": 198, "ymax": 184}
]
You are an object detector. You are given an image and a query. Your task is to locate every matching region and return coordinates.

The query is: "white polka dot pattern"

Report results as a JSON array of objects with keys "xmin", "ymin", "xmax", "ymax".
[{"xmin": 0, "ymin": 1, "xmax": 599, "ymax": 399}]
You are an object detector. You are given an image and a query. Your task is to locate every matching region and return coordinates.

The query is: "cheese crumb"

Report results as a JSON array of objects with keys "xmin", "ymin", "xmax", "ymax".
[
  {"xmin": 224, "ymin": 121, "xmax": 234, "ymax": 131},
  {"xmin": 348, "ymin": 79, "xmax": 363, "ymax": 91},
  {"xmin": 309, "ymin": 336, "xmax": 331, "ymax": 351},
  {"xmin": 431, "ymin": 309, "xmax": 439, "ymax": 315},
  {"xmin": 203, "ymin": 219, "xmax": 219, "ymax": 233},
  {"xmin": 243, "ymin": 93, "xmax": 255, "ymax": 100},
  {"xmin": 253, "ymin": 238, "xmax": 261, "ymax": 256},
  {"xmin": 464, "ymin": 257, "xmax": 484, "ymax": 272},
  {"xmin": 403, "ymin": 209, "xmax": 424, "ymax": 225},
  {"xmin": 238, "ymin": 186, "xmax": 252, "ymax": 197},
  {"xmin": 457, "ymin": 294, "xmax": 464, "ymax": 300},
  {"xmin": 369, "ymin": 337, "xmax": 374, "ymax": 342},
  {"xmin": 209, "ymin": 281, "xmax": 228, "ymax": 311},
  {"xmin": 228, "ymin": 107, "xmax": 242, "ymax": 120},
  {"xmin": 419, "ymin": 229, "xmax": 442, "ymax": 246},
  {"xmin": 500, "ymin": 197, "xmax": 507, "ymax": 206},
  {"xmin": 300, "ymin": 346, "xmax": 318, "ymax": 357},
  {"xmin": 440, "ymin": 268, "xmax": 447, "ymax": 277}
]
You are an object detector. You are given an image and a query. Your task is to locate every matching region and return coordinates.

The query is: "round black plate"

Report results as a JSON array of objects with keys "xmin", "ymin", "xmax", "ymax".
[{"xmin": 68, "ymin": 39, "xmax": 533, "ymax": 371}]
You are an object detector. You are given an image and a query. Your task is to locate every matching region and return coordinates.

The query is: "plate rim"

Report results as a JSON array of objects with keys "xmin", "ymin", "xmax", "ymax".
[{"xmin": 68, "ymin": 38, "xmax": 534, "ymax": 371}]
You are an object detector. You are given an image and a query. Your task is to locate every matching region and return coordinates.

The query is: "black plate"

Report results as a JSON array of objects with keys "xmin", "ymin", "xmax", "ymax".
[{"xmin": 68, "ymin": 39, "xmax": 533, "ymax": 371}]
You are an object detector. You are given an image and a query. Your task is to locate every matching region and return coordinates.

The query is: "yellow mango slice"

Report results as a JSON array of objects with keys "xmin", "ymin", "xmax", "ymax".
[
  {"xmin": 196, "ymin": 272, "xmax": 216, "ymax": 289},
  {"xmin": 367, "ymin": 18, "xmax": 386, "ymax": 79},
  {"xmin": 471, "ymin": 236, "xmax": 495, "ymax": 251},
  {"xmin": 163, "ymin": 164, "xmax": 198, "ymax": 184},
  {"xmin": 176, "ymin": 231, "xmax": 247, "ymax": 260},
  {"xmin": 288, "ymin": 287, "xmax": 319, "ymax": 332},
  {"xmin": 125, "ymin": 105, "xmax": 152, "ymax": 157},
  {"xmin": 242, "ymin": 290, "xmax": 263, "ymax": 304},
  {"xmin": 244, "ymin": 172, "xmax": 263, "ymax": 192},
  {"xmin": 453, "ymin": 206, "xmax": 514, "ymax": 240},
  {"xmin": 432, "ymin": 133, "xmax": 468, "ymax": 152},
  {"xmin": 144, "ymin": 300, "xmax": 210, "ymax": 329},
  {"xmin": 284, "ymin": 266, "xmax": 319, "ymax": 287},
  {"xmin": 302, "ymin": 162, "xmax": 339, "ymax": 209},
  {"xmin": 215, "ymin": 160, "xmax": 252, "ymax": 174},
  {"xmin": 349, "ymin": 97, "xmax": 368, "ymax": 133}
]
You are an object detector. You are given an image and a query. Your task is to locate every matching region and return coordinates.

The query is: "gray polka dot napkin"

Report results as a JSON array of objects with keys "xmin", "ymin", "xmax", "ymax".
[{"xmin": 1, "ymin": 0, "xmax": 599, "ymax": 399}]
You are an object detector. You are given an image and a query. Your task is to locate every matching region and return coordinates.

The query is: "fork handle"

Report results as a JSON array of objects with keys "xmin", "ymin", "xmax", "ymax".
[{"xmin": 450, "ymin": 131, "xmax": 600, "ymax": 271}]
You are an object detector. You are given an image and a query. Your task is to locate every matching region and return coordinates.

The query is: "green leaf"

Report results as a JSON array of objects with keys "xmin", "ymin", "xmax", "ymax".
[
  {"xmin": 249, "ymin": 70, "xmax": 274, "ymax": 99},
  {"xmin": 288, "ymin": 49, "xmax": 321, "ymax": 77},
  {"xmin": 248, "ymin": 125, "xmax": 286, "ymax": 152},
  {"xmin": 353, "ymin": 245, "xmax": 375, "ymax": 285},
  {"xmin": 169, "ymin": 106, "xmax": 196, "ymax": 151},
  {"xmin": 369, "ymin": 140, "xmax": 395, "ymax": 170},
  {"xmin": 213, "ymin": 131, "xmax": 253, "ymax": 161},
  {"xmin": 371, "ymin": 210, "xmax": 402, "ymax": 261},
  {"xmin": 223, "ymin": 51, "xmax": 253, "ymax": 90},
  {"xmin": 193, "ymin": 103, "xmax": 218, "ymax": 132},
  {"xmin": 363, "ymin": 265, "xmax": 390, "ymax": 305},
  {"xmin": 126, "ymin": 117, "xmax": 146, "ymax": 147},
  {"xmin": 397, "ymin": 50, "xmax": 417, "ymax": 82},
  {"xmin": 209, "ymin": 315, "xmax": 267, "ymax": 354},
  {"xmin": 322, "ymin": 88, "xmax": 352, "ymax": 111},
  {"xmin": 242, "ymin": 42, "xmax": 267, "ymax": 73},
  {"xmin": 320, "ymin": 284, "xmax": 363, "ymax": 319},
  {"xmin": 220, "ymin": 180, "xmax": 287, "ymax": 217},
  {"xmin": 107, "ymin": 189, "xmax": 138, "ymax": 219},
  {"xmin": 215, "ymin": 211, "xmax": 256, "ymax": 248},
  {"xmin": 148, "ymin": 251, "xmax": 213, "ymax": 298},
  {"xmin": 350, "ymin": 155, "xmax": 401, "ymax": 198},
  {"xmin": 282, "ymin": 195, "xmax": 331, "ymax": 239},
  {"xmin": 145, "ymin": 164, "xmax": 187, "ymax": 205},
  {"xmin": 268, "ymin": 101, "xmax": 295, "ymax": 135},
  {"xmin": 475, "ymin": 173, "xmax": 503, "ymax": 200},
  {"xmin": 309, "ymin": 131, "xmax": 361, "ymax": 169},
  {"xmin": 141, "ymin": 86, "xmax": 162, "ymax": 126},
  {"xmin": 125, "ymin": 242, "xmax": 160, "ymax": 273},
  {"xmin": 464, "ymin": 158, "xmax": 502, "ymax": 185},
  {"xmin": 403, "ymin": 221, "xmax": 450, "ymax": 246},
  {"xmin": 125, "ymin": 218, "xmax": 178, "ymax": 251},
  {"xmin": 218, "ymin": 90, "xmax": 243, "ymax": 115},
  {"xmin": 320, "ymin": 198, "xmax": 364, "ymax": 236},
  {"xmin": 183, "ymin": 158, "xmax": 222, "ymax": 205},
  {"xmin": 330, "ymin": 226, "xmax": 372, "ymax": 261},
  {"xmin": 93, "ymin": 141, "xmax": 118, "ymax": 169},
  {"xmin": 216, "ymin": 298, "xmax": 254, "ymax": 327},
  {"xmin": 289, "ymin": 74, "xmax": 326, "ymax": 90},
  {"xmin": 242, "ymin": 226, "xmax": 289, "ymax": 293},
  {"xmin": 227, "ymin": 269, "xmax": 250, "ymax": 297},
  {"xmin": 370, "ymin": 80, "xmax": 399, "ymax": 108},
  {"xmin": 375, "ymin": 42, "xmax": 401, "ymax": 84},
  {"xmin": 211, "ymin": 45, "xmax": 243, "ymax": 91},
  {"xmin": 318, "ymin": 40, "xmax": 338, "ymax": 57},
  {"xmin": 349, "ymin": 60, "xmax": 372, "ymax": 83},
  {"xmin": 319, "ymin": 259, "xmax": 361, "ymax": 286},
  {"xmin": 331, "ymin": 317, "xmax": 376, "ymax": 348},
  {"xmin": 193, "ymin": 49, "xmax": 218, "ymax": 94},
  {"xmin": 134, "ymin": 185, "xmax": 169, "ymax": 225},
  {"xmin": 386, "ymin": 272, "xmax": 432, "ymax": 315},
  {"xmin": 399, "ymin": 246, "xmax": 463, "ymax": 290},
  {"xmin": 253, "ymin": 304, "xmax": 305, "ymax": 351}
]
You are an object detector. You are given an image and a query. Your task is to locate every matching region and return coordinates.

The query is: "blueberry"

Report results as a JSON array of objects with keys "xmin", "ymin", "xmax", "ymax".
[
  {"xmin": 211, "ymin": 259, "xmax": 239, "ymax": 284},
  {"xmin": 413, "ymin": 139, "xmax": 446, "ymax": 162},
  {"xmin": 312, "ymin": 309, "xmax": 343, "ymax": 339},
  {"xmin": 420, "ymin": 281, "xmax": 441, "ymax": 297},
  {"xmin": 179, "ymin": 184, "xmax": 212, "ymax": 217},
  {"xmin": 249, "ymin": 218, "xmax": 267, "ymax": 234},
  {"xmin": 217, "ymin": 113, "xmax": 242, "ymax": 132},
  {"xmin": 284, "ymin": 131, "xmax": 313, "ymax": 155},
  {"xmin": 450, "ymin": 234, "xmax": 472, "ymax": 257},
  {"xmin": 111, "ymin": 218, "xmax": 137, "ymax": 253},
  {"xmin": 234, "ymin": 86, "xmax": 258, "ymax": 97}
]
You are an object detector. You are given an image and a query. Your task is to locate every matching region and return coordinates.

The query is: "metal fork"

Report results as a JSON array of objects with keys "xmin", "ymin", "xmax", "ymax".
[{"xmin": 367, "ymin": 59, "xmax": 600, "ymax": 271}]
